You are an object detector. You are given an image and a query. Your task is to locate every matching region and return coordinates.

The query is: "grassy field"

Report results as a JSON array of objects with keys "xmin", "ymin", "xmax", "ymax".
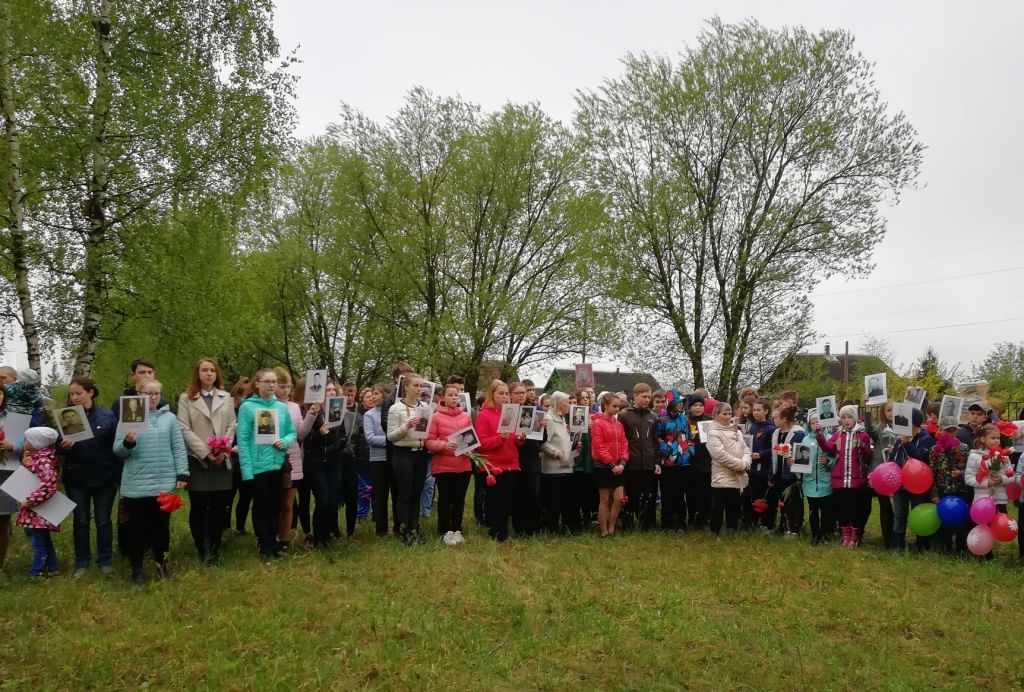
[{"xmin": 1, "ymin": 505, "xmax": 1022, "ymax": 691}]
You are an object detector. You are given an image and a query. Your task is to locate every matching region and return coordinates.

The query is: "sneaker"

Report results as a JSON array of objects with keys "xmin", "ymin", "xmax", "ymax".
[
  {"xmin": 233, "ymin": 528, "xmax": 248, "ymax": 536},
  {"xmin": 131, "ymin": 570, "xmax": 146, "ymax": 586},
  {"xmin": 784, "ymin": 532, "xmax": 798, "ymax": 540},
  {"xmin": 303, "ymin": 533, "xmax": 315, "ymax": 548},
  {"xmin": 453, "ymin": 530, "xmax": 465, "ymax": 544},
  {"xmin": 760, "ymin": 526, "xmax": 772, "ymax": 535},
  {"xmin": 99, "ymin": 564, "xmax": 114, "ymax": 576},
  {"xmin": 72, "ymin": 567, "xmax": 88, "ymax": 579},
  {"xmin": 442, "ymin": 531, "xmax": 455, "ymax": 545}
]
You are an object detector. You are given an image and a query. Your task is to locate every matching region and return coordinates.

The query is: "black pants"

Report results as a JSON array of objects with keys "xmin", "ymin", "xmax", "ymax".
[
  {"xmin": 512, "ymin": 470, "xmax": 541, "ymax": 536},
  {"xmin": 624, "ymin": 470, "xmax": 658, "ymax": 531},
  {"xmin": 307, "ymin": 460, "xmax": 342, "ymax": 544},
  {"xmin": 685, "ymin": 471, "xmax": 711, "ymax": 530},
  {"xmin": 765, "ymin": 478, "xmax": 802, "ymax": 533},
  {"xmin": 873, "ymin": 491, "xmax": 895, "ymax": 549},
  {"xmin": 251, "ymin": 469, "xmax": 283, "ymax": 557},
  {"xmin": 832, "ymin": 487, "xmax": 871, "ymax": 529},
  {"xmin": 807, "ymin": 495, "xmax": 834, "ymax": 541},
  {"xmin": 435, "ymin": 472, "xmax": 471, "ymax": 535},
  {"xmin": 123, "ymin": 496, "xmax": 171, "ymax": 571},
  {"xmin": 339, "ymin": 457, "xmax": 358, "ymax": 537},
  {"xmin": 293, "ymin": 477, "xmax": 311, "ymax": 536},
  {"xmin": 473, "ymin": 470, "xmax": 488, "ymax": 525},
  {"xmin": 709, "ymin": 487, "xmax": 742, "ymax": 535},
  {"xmin": 485, "ymin": 470, "xmax": 519, "ymax": 541},
  {"xmin": 232, "ymin": 472, "xmax": 254, "ymax": 532},
  {"xmin": 393, "ymin": 448, "xmax": 428, "ymax": 532},
  {"xmin": 743, "ymin": 475, "xmax": 769, "ymax": 529},
  {"xmin": 659, "ymin": 465, "xmax": 687, "ymax": 531},
  {"xmin": 540, "ymin": 474, "xmax": 578, "ymax": 535},
  {"xmin": 188, "ymin": 488, "xmax": 232, "ymax": 561},
  {"xmin": 933, "ymin": 491, "xmax": 973, "ymax": 555},
  {"xmin": 370, "ymin": 461, "xmax": 398, "ymax": 536},
  {"xmin": 574, "ymin": 471, "xmax": 598, "ymax": 526}
]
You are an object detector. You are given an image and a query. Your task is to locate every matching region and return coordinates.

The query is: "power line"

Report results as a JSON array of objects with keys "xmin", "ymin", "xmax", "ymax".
[
  {"xmin": 820, "ymin": 316, "xmax": 1024, "ymax": 339},
  {"xmin": 811, "ymin": 266, "xmax": 1024, "ymax": 297}
]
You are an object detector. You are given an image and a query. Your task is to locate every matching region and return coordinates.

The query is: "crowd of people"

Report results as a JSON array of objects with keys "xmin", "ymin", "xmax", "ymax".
[{"xmin": 1, "ymin": 357, "xmax": 1022, "ymax": 584}]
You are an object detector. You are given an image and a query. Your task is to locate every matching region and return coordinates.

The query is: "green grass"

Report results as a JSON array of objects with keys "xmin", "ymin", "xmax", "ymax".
[{"xmin": 1, "ymin": 505, "xmax": 1022, "ymax": 691}]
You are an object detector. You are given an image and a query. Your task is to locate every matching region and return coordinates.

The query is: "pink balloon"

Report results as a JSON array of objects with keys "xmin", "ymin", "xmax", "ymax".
[
  {"xmin": 901, "ymin": 459, "xmax": 933, "ymax": 495},
  {"xmin": 970, "ymin": 496, "xmax": 997, "ymax": 525},
  {"xmin": 869, "ymin": 462, "xmax": 903, "ymax": 496},
  {"xmin": 967, "ymin": 524, "xmax": 994, "ymax": 556}
]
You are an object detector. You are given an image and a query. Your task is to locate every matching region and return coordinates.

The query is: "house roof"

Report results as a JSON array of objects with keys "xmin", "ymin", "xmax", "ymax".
[
  {"xmin": 545, "ymin": 368, "xmax": 662, "ymax": 394},
  {"xmin": 763, "ymin": 352, "xmax": 889, "ymax": 390}
]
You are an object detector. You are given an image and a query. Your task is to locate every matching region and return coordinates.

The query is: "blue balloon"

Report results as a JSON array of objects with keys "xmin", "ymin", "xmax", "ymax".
[{"xmin": 936, "ymin": 495, "xmax": 969, "ymax": 527}]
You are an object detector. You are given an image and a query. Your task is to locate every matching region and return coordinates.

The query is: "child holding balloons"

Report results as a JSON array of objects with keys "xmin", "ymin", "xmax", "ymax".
[
  {"xmin": 965, "ymin": 424, "xmax": 1014, "ymax": 559},
  {"xmin": 928, "ymin": 421, "xmax": 971, "ymax": 555}
]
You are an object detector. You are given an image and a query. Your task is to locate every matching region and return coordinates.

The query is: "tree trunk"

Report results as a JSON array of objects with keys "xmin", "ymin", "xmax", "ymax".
[
  {"xmin": 0, "ymin": 0, "xmax": 41, "ymax": 372},
  {"xmin": 73, "ymin": 0, "xmax": 114, "ymax": 377}
]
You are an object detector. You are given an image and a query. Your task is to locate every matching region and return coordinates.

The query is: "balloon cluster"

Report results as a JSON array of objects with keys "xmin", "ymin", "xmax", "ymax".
[
  {"xmin": 867, "ymin": 460, "xmax": 932, "ymax": 497},
  {"xmin": 964, "ymin": 497, "xmax": 1018, "ymax": 555}
]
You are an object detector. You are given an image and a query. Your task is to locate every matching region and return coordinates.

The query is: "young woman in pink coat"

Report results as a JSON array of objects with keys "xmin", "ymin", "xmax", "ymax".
[{"xmin": 425, "ymin": 384, "xmax": 474, "ymax": 544}]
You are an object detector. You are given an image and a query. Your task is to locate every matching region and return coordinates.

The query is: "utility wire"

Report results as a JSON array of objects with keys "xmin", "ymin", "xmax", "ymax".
[{"xmin": 811, "ymin": 266, "xmax": 1024, "ymax": 297}]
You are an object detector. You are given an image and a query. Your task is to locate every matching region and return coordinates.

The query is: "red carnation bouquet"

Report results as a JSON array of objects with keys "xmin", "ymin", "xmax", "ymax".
[
  {"xmin": 772, "ymin": 443, "xmax": 791, "ymax": 459},
  {"xmin": 976, "ymin": 445, "xmax": 1011, "ymax": 484},
  {"xmin": 206, "ymin": 434, "xmax": 234, "ymax": 470},
  {"xmin": 157, "ymin": 491, "xmax": 184, "ymax": 513},
  {"xmin": 752, "ymin": 496, "xmax": 769, "ymax": 514},
  {"xmin": 470, "ymin": 452, "xmax": 502, "ymax": 487}
]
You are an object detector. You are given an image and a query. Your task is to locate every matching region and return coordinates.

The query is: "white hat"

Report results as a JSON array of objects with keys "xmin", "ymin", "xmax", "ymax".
[{"xmin": 24, "ymin": 426, "xmax": 59, "ymax": 449}]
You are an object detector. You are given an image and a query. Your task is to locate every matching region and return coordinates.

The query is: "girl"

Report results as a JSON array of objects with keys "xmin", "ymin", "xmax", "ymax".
[
  {"xmin": 510, "ymin": 381, "xmax": 541, "ymax": 537},
  {"xmin": 237, "ymin": 369, "xmax": 297, "ymax": 561},
  {"xmin": 300, "ymin": 381, "xmax": 343, "ymax": 549},
  {"xmin": 864, "ymin": 400, "xmax": 898, "ymax": 549},
  {"xmin": 425, "ymin": 383, "xmax": 474, "ymax": 544},
  {"xmin": 590, "ymin": 392, "xmax": 628, "ymax": 537},
  {"xmin": 656, "ymin": 390, "xmax": 692, "ymax": 533},
  {"xmin": 113, "ymin": 380, "xmax": 189, "ymax": 584},
  {"xmin": 59, "ymin": 377, "xmax": 119, "ymax": 577},
  {"xmin": 928, "ymin": 421, "xmax": 971, "ymax": 555},
  {"xmin": 354, "ymin": 387, "xmax": 375, "ymax": 522},
  {"xmin": 572, "ymin": 389, "xmax": 596, "ymax": 531},
  {"xmin": 387, "ymin": 372, "xmax": 431, "ymax": 546},
  {"xmin": 17, "ymin": 427, "xmax": 61, "ymax": 577},
  {"xmin": 177, "ymin": 358, "xmax": 236, "ymax": 566},
  {"xmin": 228, "ymin": 377, "xmax": 253, "ymax": 535},
  {"xmin": 475, "ymin": 379, "xmax": 522, "ymax": 542},
  {"xmin": 540, "ymin": 392, "xmax": 576, "ymax": 535},
  {"xmin": 767, "ymin": 405, "xmax": 804, "ymax": 536},
  {"xmin": 733, "ymin": 399, "xmax": 753, "ymax": 435},
  {"xmin": 814, "ymin": 404, "xmax": 872, "ymax": 548},
  {"xmin": 705, "ymin": 403, "xmax": 751, "ymax": 537},
  {"xmin": 684, "ymin": 394, "xmax": 712, "ymax": 531},
  {"xmin": 364, "ymin": 384, "xmax": 398, "ymax": 537},
  {"xmin": 745, "ymin": 398, "xmax": 776, "ymax": 531},
  {"xmin": 801, "ymin": 409, "xmax": 834, "ymax": 545},
  {"xmin": 276, "ymin": 368, "xmax": 306, "ymax": 550},
  {"xmin": 966, "ymin": 424, "xmax": 1013, "ymax": 560}
]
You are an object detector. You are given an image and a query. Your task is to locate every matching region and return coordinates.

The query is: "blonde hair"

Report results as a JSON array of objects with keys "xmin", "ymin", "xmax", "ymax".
[{"xmin": 484, "ymin": 379, "xmax": 507, "ymax": 408}]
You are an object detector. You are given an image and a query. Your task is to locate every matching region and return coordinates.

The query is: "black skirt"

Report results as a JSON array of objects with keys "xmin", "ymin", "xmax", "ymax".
[{"xmin": 594, "ymin": 464, "xmax": 624, "ymax": 489}]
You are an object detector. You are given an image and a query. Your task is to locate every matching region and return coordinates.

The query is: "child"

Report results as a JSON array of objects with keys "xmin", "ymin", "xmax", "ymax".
[
  {"xmin": 965, "ymin": 424, "xmax": 1013, "ymax": 560},
  {"xmin": 590, "ymin": 392, "xmax": 629, "ymax": 537},
  {"xmin": 652, "ymin": 390, "xmax": 667, "ymax": 418},
  {"xmin": 801, "ymin": 410, "xmax": 834, "ymax": 544},
  {"xmin": 684, "ymin": 394, "xmax": 712, "ymax": 530},
  {"xmin": 928, "ymin": 421, "xmax": 971, "ymax": 555},
  {"xmin": 705, "ymin": 402, "xmax": 751, "ymax": 537},
  {"xmin": 768, "ymin": 405, "xmax": 804, "ymax": 537},
  {"xmin": 864, "ymin": 400, "xmax": 898, "ymax": 549},
  {"xmin": 887, "ymin": 407, "xmax": 935, "ymax": 553},
  {"xmin": 656, "ymin": 390, "xmax": 692, "ymax": 533},
  {"xmin": 16, "ymin": 427, "xmax": 61, "ymax": 577},
  {"xmin": 4, "ymin": 368, "xmax": 43, "ymax": 423},
  {"xmin": 425, "ymin": 384, "xmax": 474, "ymax": 544},
  {"xmin": 745, "ymin": 398, "xmax": 776, "ymax": 531},
  {"xmin": 814, "ymin": 404, "xmax": 872, "ymax": 548}
]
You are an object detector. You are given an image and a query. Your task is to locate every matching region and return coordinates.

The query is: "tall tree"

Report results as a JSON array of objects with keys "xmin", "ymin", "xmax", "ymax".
[{"xmin": 576, "ymin": 18, "xmax": 923, "ymax": 400}]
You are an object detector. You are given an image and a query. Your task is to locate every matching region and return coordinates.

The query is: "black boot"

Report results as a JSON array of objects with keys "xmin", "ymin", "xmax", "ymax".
[
  {"xmin": 892, "ymin": 533, "xmax": 906, "ymax": 554},
  {"xmin": 207, "ymin": 537, "xmax": 221, "ymax": 567},
  {"xmin": 131, "ymin": 567, "xmax": 145, "ymax": 586}
]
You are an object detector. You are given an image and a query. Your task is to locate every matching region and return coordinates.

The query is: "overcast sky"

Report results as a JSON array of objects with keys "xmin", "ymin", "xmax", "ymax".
[
  {"xmin": 271, "ymin": 0, "xmax": 1023, "ymax": 381},
  {"xmin": 7, "ymin": 1, "xmax": 1021, "ymax": 385}
]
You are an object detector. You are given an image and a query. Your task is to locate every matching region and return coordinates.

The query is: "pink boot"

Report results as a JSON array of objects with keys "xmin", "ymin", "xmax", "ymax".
[
  {"xmin": 840, "ymin": 526, "xmax": 852, "ymax": 547},
  {"xmin": 853, "ymin": 527, "xmax": 864, "ymax": 547}
]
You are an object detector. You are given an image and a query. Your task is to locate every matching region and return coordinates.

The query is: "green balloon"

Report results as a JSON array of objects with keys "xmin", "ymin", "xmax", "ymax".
[{"xmin": 908, "ymin": 503, "xmax": 942, "ymax": 537}]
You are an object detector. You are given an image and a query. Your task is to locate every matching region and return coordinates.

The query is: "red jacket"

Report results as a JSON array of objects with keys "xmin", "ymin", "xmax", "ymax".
[
  {"xmin": 425, "ymin": 404, "xmax": 473, "ymax": 474},
  {"xmin": 591, "ymin": 413, "xmax": 628, "ymax": 466},
  {"xmin": 475, "ymin": 404, "xmax": 521, "ymax": 472}
]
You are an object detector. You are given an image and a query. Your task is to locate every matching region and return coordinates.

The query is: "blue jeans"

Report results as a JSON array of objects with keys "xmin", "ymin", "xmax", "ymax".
[
  {"xmin": 357, "ymin": 467, "xmax": 372, "ymax": 519},
  {"xmin": 25, "ymin": 529, "xmax": 57, "ymax": 576},
  {"xmin": 66, "ymin": 483, "xmax": 116, "ymax": 568},
  {"xmin": 420, "ymin": 460, "xmax": 435, "ymax": 517}
]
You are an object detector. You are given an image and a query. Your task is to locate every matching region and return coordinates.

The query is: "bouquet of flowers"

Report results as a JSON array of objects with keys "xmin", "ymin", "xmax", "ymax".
[
  {"xmin": 772, "ymin": 443, "xmax": 792, "ymax": 459},
  {"xmin": 752, "ymin": 496, "xmax": 769, "ymax": 514},
  {"xmin": 157, "ymin": 491, "xmax": 184, "ymax": 513},
  {"xmin": 206, "ymin": 434, "xmax": 233, "ymax": 470},
  {"xmin": 470, "ymin": 452, "xmax": 502, "ymax": 487},
  {"xmin": 976, "ymin": 446, "xmax": 1011, "ymax": 485}
]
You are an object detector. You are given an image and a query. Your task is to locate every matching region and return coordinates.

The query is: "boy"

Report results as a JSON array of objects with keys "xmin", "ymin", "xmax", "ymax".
[{"xmin": 617, "ymin": 383, "xmax": 660, "ymax": 531}]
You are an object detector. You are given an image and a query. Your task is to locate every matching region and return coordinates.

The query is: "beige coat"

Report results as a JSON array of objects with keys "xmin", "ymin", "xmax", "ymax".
[
  {"xmin": 706, "ymin": 420, "xmax": 751, "ymax": 490},
  {"xmin": 177, "ymin": 389, "xmax": 237, "ymax": 492}
]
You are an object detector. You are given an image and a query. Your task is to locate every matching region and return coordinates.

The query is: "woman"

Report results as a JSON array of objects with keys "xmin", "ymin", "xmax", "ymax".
[
  {"xmin": 572, "ymin": 389, "xmax": 597, "ymax": 529},
  {"xmin": 705, "ymin": 402, "xmax": 751, "ymax": 537},
  {"xmin": 0, "ymin": 387, "xmax": 27, "ymax": 570},
  {"xmin": 60, "ymin": 377, "xmax": 119, "ymax": 577},
  {"xmin": 540, "ymin": 391, "xmax": 577, "ymax": 535},
  {"xmin": 475, "ymin": 379, "xmax": 522, "ymax": 542},
  {"xmin": 237, "ymin": 369, "xmax": 296, "ymax": 560},
  {"xmin": 425, "ymin": 383, "xmax": 473, "ymax": 544},
  {"xmin": 300, "ymin": 381, "xmax": 343, "ymax": 548},
  {"xmin": 113, "ymin": 379, "xmax": 189, "ymax": 584},
  {"xmin": 177, "ymin": 358, "xmax": 236, "ymax": 566},
  {"xmin": 865, "ymin": 400, "xmax": 897, "ymax": 549},
  {"xmin": 386, "ymin": 373, "xmax": 431, "ymax": 545},
  {"xmin": 590, "ymin": 392, "xmax": 629, "ymax": 536},
  {"xmin": 354, "ymin": 387, "xmax": 375, "ymax": 522},
  {"xmin": 510, "ymin": 381, "xmax": 541, "ymax": 537},
  {"xmin": 364, "ymin": 384, "xmax": 397, "ymax": 537},
  {"xmin": 228, "ymin": 377, "xmax": 253, "ymax": 535},
  {"xmin": 275, "ymin": 367, "xmax": 306, "ymax": 550}
]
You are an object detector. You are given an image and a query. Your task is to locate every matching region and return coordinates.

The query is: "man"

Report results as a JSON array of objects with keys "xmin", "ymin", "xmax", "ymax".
[
  {"xmin": 256, "ymin": 411, "xmax": 275, "ymax": 435},
  {"xmin": 122, "ymin": 398, "xmax": 145, "ymax": 423},
  {"xmin": 956, "ymin": 402, "xmax": 989, "ymax": 448},
  {"xmin": 60, "ymin": 409, "xmax": 86, "ymax": 436},
  {"xmin": 342, "ymin": 381, "xmax": 358, "ymax": 403},
  {"xmin": 310, "ymin": 372, "xmax": 323, "ymax": 393},
  {"xmin": 820, "ymin": 398, "xmax": 834, "ymax": 421},
  {"xmin": 617, "ymin": 383, "xmax": 660, "ymax": 531},
  {"xmin": 113, "ymin": 358, "xmax": 168, "ymax": 419},
  {"xmin": 0, "ymin": 365, "xmax": 15, "ymax": 386},
  {"xmin": 868, "ymin": 376, "xmax": 884, "ymax": 398},
  {"xmin": 522, "ymin": 379, "xmax": 537, "ymax": 407}
]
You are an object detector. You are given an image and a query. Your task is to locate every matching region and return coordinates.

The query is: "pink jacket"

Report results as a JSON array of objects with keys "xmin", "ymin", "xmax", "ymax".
[
  {"xmin": 285, "ymin": 401, "xmax": 303, "ymax": 481},
  {"xmin": 591, "ymin": 414, "xmax": 628, "ymax": 466},
  {"xmin": 425, "ymin": 404, "xmax": 473, "ymax": 474},
  {"xmin": 16, "ymin": 448, "xmax": 60, "ymax": 531},
  {"xmin": 475, "ymin": 404, "xmax": 521, "ymax": 472},
  {"xmin": 817, "ymin": 427, "xmax": 872, "ymax": 489}
]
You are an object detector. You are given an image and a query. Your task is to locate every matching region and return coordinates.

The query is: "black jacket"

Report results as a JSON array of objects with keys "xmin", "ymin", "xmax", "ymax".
[
  {"xmin": 61, "ymin": 404, "xmax": 121, "ymax": 487},
  {"xmin": 618, "ymin": 406, "xmax": 659, "ymax": 471}
]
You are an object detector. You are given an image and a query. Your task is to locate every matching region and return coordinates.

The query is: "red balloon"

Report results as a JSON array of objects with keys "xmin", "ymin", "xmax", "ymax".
[
  {"xmin": 1006, "ymin": 481, "xmax": 1022, "ymax": 503},
  {"xmin": 991, "ymin": 513, "xmax": 1019, "ymax": 543},
  {"xmin": 901, "ymin": 459, "xmax": 934, "ymax": 495}
]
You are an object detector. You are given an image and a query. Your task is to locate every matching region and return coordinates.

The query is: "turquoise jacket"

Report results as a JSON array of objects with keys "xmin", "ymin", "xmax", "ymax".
[
  {"xmin": 113, "ymin": 405, "xmax": 188, "ymax": 498},
  {"xmin": 237, "ymin": 394, "xmax": 298, "ymax": 482},
  {"xmin": 799, "ymin": 426, "xmax": 834, "ymax": 498}
]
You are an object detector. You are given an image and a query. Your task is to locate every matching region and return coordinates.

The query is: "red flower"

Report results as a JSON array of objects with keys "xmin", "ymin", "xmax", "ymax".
[
  {"xmin": 620, "ymin": 495, "xmax": 630, "ymax": 507},
  {"xmin": 925, "ymin": 419, "xmax": 940, "ymax": 436},
  {"xmin": 485, "ymin": 474, "xmax": 497, "ymax": 487},
  {"xmin": 752, "ymin": 499, "xmax": 769, "ymax": 514},
  {"xmin": 157, "ymin": 492, "xmax": 184, "ymax": 513},
  {"xmin": 0, "ymin": 430, "xmax": 5, "ymax": 442},
  {"xmin": 206, "ymin": 435, "xmax": 233, "ymax": 455},
  {"xmin": 778, "ymin": 502, "xmax": 785, "ymax": 510},
  {"xmin": 679, "ymin": 440, "xmax": 691, "ymax": 452},
  {"xmin": 1006, "ymin": 468, "xmax": 1016, "ymax": 479},
  {"xmin": 492, "ymin": 467, "xmax": 503, "ymax": 475},
  {"xmin": 997, "ymin": 420, "xmax": 1018, "ymax": 438}
]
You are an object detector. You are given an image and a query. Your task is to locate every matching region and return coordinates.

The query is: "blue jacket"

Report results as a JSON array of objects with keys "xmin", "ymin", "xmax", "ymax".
[
  {"xmin": 657, "ymin": 410, "xmax": 694, "ymax": 467},
  {"xmin": 363, "ymin": 407, "xmax": 387, "ymax": 462},
  {"xmin": 888, "ymin": 430, "xmax": 935, "ymax": 467},
  {"xmin": 799, "ymin": 428, "xmax": 833, "ymax": 498},
  {"xmin": 113, "ymin": 406, "xmax": 188, "ymax": 498},
  {"xmin": 236, "ymin": 394, "xmax": 297, "ymax": 481},
  {"xmin": 749, "ymin": 419, "xmax": 776, "ymax": 476},
  {"xmin": 61, "ymin": 404, "xmax": 120, "ymax": 487}
]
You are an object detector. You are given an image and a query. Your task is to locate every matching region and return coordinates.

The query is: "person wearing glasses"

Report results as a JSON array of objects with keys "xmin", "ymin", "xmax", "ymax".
[
  {"xmin": 273, "ymin": 367, "xmax": 306, "ymax": 551},
  {"xmin": 113, "ymin": 379, "xmax": 189, "ymax": 585},
  {"xmin": 236, "ymin": 368, "xmax": 297, "ymax": 561}
]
